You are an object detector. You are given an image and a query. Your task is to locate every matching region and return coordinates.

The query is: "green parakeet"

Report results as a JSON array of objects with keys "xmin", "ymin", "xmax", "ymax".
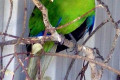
[{"xmin": 28, "ymin": 0, "xmax": 95, "ymax": 52}]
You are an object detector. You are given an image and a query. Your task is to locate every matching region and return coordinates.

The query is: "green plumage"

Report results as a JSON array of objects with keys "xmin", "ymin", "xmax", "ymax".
[{"xmin": 29, "ymin": 0, "xmax": 95, "ymax": 52}]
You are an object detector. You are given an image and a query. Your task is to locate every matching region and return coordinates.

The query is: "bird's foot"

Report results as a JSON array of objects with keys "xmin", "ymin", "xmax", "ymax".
[{"xmin": 66, "ymin": 34, "xmax": 78, "ymax": 53}]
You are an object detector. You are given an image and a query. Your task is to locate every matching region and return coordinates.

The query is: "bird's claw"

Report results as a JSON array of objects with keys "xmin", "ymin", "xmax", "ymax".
[
  {"xmin": 94, "ymin": 47, "xmax": 104, "ymax": 61},
  {"xmin": 66, "ymin": 34, "xmax": 78, "ymax": 53}
]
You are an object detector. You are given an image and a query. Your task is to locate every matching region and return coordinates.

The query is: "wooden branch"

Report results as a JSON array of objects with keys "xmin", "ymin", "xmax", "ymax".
[
  {"xmin": 14, "ymin": 49, "xmax": 31, "ymax": 80},
  {"xmin": 12, "ymin": 55, "xmax": 30, "ymax": 80},
  {"xmin": 43, "ymin": 52, "xmax": 120, "ymax": 75},
  {"xmin": 56, "ymin": 5, "xmax": 101, "ymax": 30},
  {"xmin": 4, "ymin": 0, "xmax": 13, "ymax": 34},
  {"xmin": 97, "ymin": 0, "xmax": 119, "ymax": 29},
  {"xmin": 83, "ymin": 19, "xmax": 109, "ymax": 45},
  {"xmin": 13, "ymin": 0, "xmax": 30, "ymax": 79},
  {"xmin": 1, "ymin": 51, "xmax": 120, "ymax": 77},
  {"xmin": 32, "ymin": 0, "xmax": 51, "ymax": 29},
  {"xmin": 104, "ymin": 28, "xmax": 120, "ymax": 63},
  {"xmin": 1, "ymin": 56, "xmax": 14, "ymax": 78},
  {"xmin": 66, "ymin": 18, "xmax": 109, "ymax": 80}
]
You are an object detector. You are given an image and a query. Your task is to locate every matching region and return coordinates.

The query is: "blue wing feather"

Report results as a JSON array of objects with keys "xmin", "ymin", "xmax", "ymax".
[
  {"xmin": 55, "ymin": 17, "xmax": 62, "ymax": 27},
  {"xmin": 84, "ymin": 15, "xmax": 95, "ymax": 36},
  {"xmin": 87, "ymin": 15, "xmax": 95, "ymax": 34}
]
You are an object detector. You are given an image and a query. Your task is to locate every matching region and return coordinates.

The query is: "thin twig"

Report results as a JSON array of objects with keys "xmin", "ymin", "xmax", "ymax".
[
  {"xmin": 0, "ymin": 53, "xmax": 27, "ymax": 59},
  {"xmin": 32, "ymin": 0, "xmax": 54, "ymax": 32},
  {"xmin": 43, "ymin": 52, "xmax": 120, "ymax": 75},
  {"xmin": 0, "ymin": 0, "xmax": 13, "ymax": 77},
  {"xmin": 1, "ymin": 56, "xmax": 14, "ymax": 78},
  {"xmin": 76, "ymin": 62, "xmax": 89, "ymax": 80},
  {"xmin": 95, "ymin": 0, "xmax": 120, "ymax": 79},
  {"xmin": 56, "ymin": 5, "xmax": 101, "ymax": 30},
  {"xmin": 65, "ymin": 19, "xmax": 109, "ymax": 80},
  {"xmin": 14, "ymin": 46, "xmax": 30, "ymax": 80},
  {"xmin": 2, "ymin": 0, "xmax": 13, "ymax": 40},
  {"xmin": 12, "ymin": 3, "xmax": 28, "ymax": 78},
  {"xmin": 97, "ymin": 0, "xmax": 119, "ymax": 29},
  {"xmin": 0, "ymin": 32, "xmax": 50, "ymax": 45},
  {"xmin": 83, "ymin": 19, "xmax": 109, "ymax": 45},
  {"xmin": 104, "ymin": 28, "xmax": 120, "ymax": 63},
  {"xmin": 12, "ymin": 55, "xmax": 30, "ymax": 80},
  {"xmin": 3, "ymin": 0, "xmax": 13, "ymax": 34},
  {"xmin": 16, "ymin": 0, "xmax": 27, "ymax": 45}
]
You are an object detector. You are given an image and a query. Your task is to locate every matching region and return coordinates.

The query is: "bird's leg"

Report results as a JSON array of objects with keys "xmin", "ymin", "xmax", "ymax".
[
  {"xmin": 67, "ymin": 33, "xmax": 78, "ymax": 53},
  {"xmin": 64, "ymin": 34, "xmax": 78, "ymax": 80}
]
